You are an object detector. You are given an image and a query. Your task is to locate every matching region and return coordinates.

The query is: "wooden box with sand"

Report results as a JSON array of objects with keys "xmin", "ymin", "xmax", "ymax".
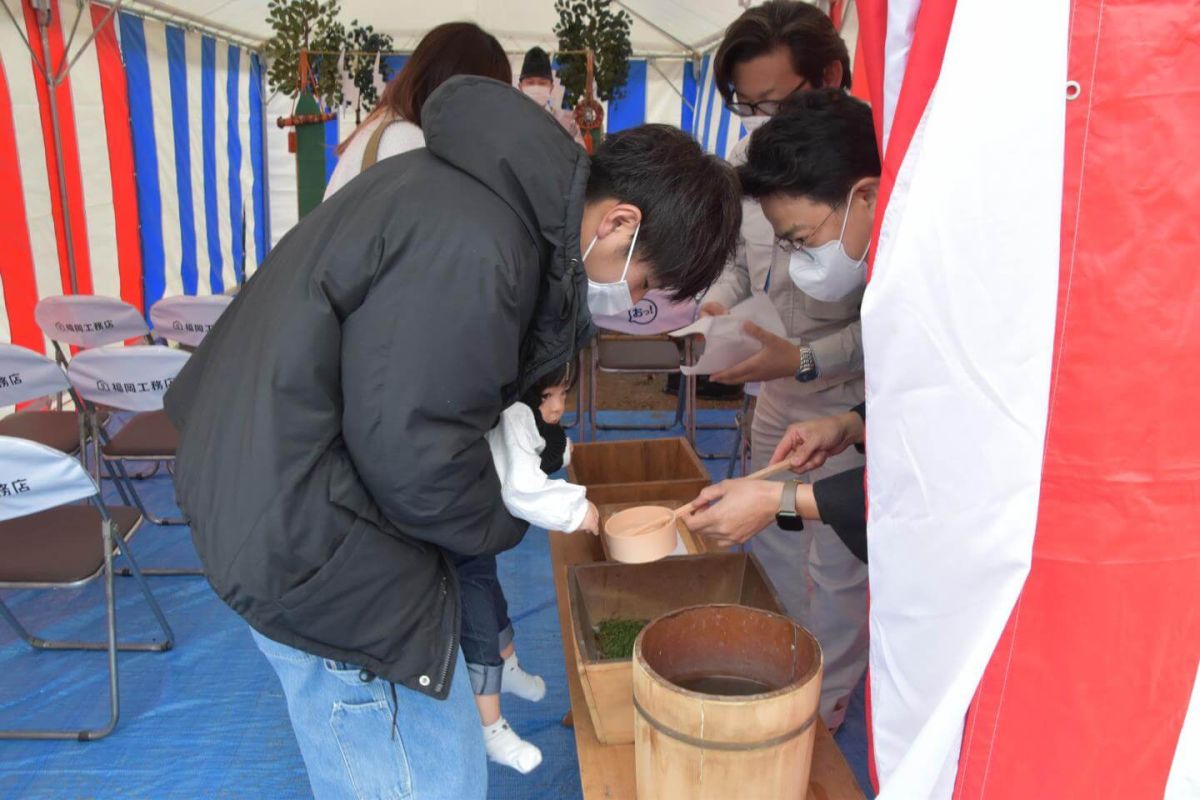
[{"xmin": 566, "ymin": 553, "xmax": 785, "ymax": 744}]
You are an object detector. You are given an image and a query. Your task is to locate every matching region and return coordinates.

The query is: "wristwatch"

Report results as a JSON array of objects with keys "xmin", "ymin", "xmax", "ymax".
[
  {"xmin": 775, "ymin": 480, "xmax": 805, "ymax": 531},
  {"xmin": 795, "ymin": 344, "xmax": 819, "ymax": 383}
]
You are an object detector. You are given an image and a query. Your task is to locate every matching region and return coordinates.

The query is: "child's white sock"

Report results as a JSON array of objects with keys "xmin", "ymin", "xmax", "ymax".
[
  {"xmin": 483, "ymin": 717, "xmax": 542, "ymax": 774},
  {"xmin": 502, "ymin": 653, "xmax": 546, "ymax": 702}
]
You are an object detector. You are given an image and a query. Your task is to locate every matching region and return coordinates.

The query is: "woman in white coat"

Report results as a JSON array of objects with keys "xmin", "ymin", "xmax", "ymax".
[{"xmin": 324, "ymin": 22, "xmax": 512, "ymax": 199}]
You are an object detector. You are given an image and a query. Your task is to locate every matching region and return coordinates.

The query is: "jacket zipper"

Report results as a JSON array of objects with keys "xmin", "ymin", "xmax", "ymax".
[{"xmin": 434, "ymin": 573, "xmax": 456, "ymax": 695}]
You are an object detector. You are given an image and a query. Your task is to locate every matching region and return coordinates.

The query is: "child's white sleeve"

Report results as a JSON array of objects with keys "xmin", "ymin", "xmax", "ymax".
[{"xmin": 487, "ymin": 405, "xmax": 589, "ymax": 533}]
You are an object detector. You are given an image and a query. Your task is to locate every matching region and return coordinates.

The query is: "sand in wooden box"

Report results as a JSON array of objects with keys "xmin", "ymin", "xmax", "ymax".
[
  {"xmin": 567, "ymin": 554, "xmax": 785, "ymax": 745},
  {"xmin": 567, "ymin": 437, "xmax": 709, "ymax": 506}
]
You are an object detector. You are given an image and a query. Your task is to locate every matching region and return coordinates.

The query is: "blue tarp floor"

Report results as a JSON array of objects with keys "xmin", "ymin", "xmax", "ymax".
[{"xmin": 0, "ymin": 409, "xmax": 873, "ymax": 799}]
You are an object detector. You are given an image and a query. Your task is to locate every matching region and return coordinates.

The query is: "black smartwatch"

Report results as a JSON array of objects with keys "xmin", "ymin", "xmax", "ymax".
[
  {"xmin": 795, "ymin": 344, "xmax": 819, "ymax": 383},
  {"xmin": 775, "ymin": 480, "xmax": 805, "ymax": 531}
]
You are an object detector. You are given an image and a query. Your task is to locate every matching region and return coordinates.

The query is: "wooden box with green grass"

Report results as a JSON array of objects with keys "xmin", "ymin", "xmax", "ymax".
[
  {"xmin": 566, "ymin": 553, "xmax": 785, "ymax": 744},
  {"xmin": 566, "ymin": 437, "xmax": 710, "ymax": 506}
]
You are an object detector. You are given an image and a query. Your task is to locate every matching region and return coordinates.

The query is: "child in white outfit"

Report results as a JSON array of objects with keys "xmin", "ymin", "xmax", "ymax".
[{"xmin": 455, "ymin": 361, "xmax": 598, "ymax": 774}]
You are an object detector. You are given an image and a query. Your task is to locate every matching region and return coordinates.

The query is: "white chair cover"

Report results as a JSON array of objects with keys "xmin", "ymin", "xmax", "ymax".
[
  {"xmin": 0, "ymin": 436, "xmax": 98, "ymax": 522},
  {"xmin": 66, "ymin": 346, "xmax": 190, "ymax": 413},
  {"xmin": 590, "ymin": 290, "xmax": 699, "ymax": 335},
  {"xmin": 35, "ymin": 295, "xmax": 149, "ymax": 349},
  {"xmin": 150, "ymin": 295, "xmax": 232, "ymax": 346},
  {"xmin": 0, "ymin": 344, "xmax": 70, "ymax": 407}
]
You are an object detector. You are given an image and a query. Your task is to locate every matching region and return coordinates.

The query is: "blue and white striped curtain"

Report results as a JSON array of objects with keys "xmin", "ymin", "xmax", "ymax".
[{"xmin": 118, "ymin": 12, "xmax": 268, "ymax": 308}]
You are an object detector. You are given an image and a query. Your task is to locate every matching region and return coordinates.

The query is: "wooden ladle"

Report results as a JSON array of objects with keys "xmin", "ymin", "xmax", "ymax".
[{"xmin": 611, "ymin": 460, "xmax": 798, "ymax": 539}]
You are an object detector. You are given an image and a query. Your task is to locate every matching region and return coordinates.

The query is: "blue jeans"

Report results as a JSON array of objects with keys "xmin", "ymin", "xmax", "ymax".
[
  {"xmin": 252, "ymin": 628, "xmax": 486, "ymax": 800},
  {"xmin": 454, "ymin": 554, "xmax": 513, "ymax": 695}
]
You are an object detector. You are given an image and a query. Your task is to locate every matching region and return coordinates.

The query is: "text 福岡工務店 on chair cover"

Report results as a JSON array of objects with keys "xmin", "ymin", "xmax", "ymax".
[
  {"xmin": 0, "ymin": 435, "xmax": 174, "ymax": 741},
  {"xmin": 34, "ymin": 294, "xmax": 154, "ymax": 365},
  {"xmin": 148, "ymin": 294, "xmax": 232, "ymax": 353},
  {"xmin": 0, "ymin": 343, "xmax": 132, "ymax": 502},
  {"xmin": 33, "ymin": 294, "xmax": 156, "ymax": 480},
  {"xmin": 66, "ymin": 345, "xmax": 198, "ymax": 576}
]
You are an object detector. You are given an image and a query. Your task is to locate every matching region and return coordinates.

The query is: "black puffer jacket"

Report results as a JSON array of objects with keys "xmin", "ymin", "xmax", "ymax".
[{"xmin": 164, "ymin": 76, "xmax": 593, "ymax": 699}]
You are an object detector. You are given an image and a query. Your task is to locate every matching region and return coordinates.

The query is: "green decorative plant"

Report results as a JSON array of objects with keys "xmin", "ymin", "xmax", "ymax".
[
  {"xmin": 344, "ymin": 20, "xmax": 394, "ymax": 122},
  {"xmin": 554, "ymin": 0, "xmax": 633, "ymax": 107},
  {"xmin": 264, "ymin": 0, "xmax": 346, "ymax": 107}
]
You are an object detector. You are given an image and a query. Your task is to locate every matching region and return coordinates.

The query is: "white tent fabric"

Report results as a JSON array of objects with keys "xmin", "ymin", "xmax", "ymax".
[{"xmin": 123, "ymin": 1, "xmax": 823, "ymax": 55}]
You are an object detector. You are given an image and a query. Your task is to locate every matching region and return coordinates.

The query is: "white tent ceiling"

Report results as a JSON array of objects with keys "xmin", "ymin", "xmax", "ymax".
[{"xmin": 120, "ymin": 1, "xmax": 817, "ymax": 56}]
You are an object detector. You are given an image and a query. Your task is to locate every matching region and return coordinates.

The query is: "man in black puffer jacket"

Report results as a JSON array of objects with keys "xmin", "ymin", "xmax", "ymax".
[{"xmin": 164, "ymin": 76, "xmax": 740, "ymax": 799}]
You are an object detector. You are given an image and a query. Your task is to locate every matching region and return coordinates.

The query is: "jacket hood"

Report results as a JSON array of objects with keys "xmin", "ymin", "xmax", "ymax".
[{"xmin": 423, "ymin": 76, "xmax": 594, "ymax": 388}]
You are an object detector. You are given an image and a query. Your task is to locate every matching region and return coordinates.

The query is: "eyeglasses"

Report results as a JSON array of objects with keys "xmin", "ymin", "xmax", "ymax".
[
  {"xmin": 775, "ymin": 204, "xmax": 841, "ymax": 254},
  {"xmin": 725, "ymin": 83, "xmax": 811, "ymax": 118}
]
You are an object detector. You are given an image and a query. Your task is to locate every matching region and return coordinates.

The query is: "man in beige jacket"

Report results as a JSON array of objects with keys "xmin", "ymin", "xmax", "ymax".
[{"xmin": 701, "ymin": 1, "xmax": 867, "ymax": 730}]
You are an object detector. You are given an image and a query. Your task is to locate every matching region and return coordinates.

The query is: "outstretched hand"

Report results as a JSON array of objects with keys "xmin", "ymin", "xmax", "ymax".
[
  {"xmin": 710, "ymin": 322, "xmax": 803, "ymax": 385},
  {"xmin": 769, "ymin": 411, "xmax": 864, "ymax": 474}
]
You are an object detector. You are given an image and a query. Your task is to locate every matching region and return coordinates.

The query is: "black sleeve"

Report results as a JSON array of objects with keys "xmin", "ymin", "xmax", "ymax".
[
  {"xmin": 812, "ymin": 466, "xmax": 868, "ymax": 563},
  {"xmin": 851, "ymin": 402, "xmax": 866, "ymax": 453},
  {"xmin": 340, "ymin": 241, "xmax": 532, "ymax": 558}
]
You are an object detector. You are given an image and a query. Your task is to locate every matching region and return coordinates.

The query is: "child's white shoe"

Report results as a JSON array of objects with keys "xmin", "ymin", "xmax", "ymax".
[
  {"xmin": 483, "ymin": 717, "xmax": 542, "ymax": 774},
  {"xmin": 502, "ymin": 653, "xmax": 547, "ymax": 702}
]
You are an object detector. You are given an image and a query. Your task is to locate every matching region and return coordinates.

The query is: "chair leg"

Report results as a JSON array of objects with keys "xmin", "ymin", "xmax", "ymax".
[
  {"xmin": 593, "ymin": 374, "xmax": 687, "ymax": 432},
  {"xmin": 109, "ymin": 459, "xmax": 187, "ymax": 526},
  {"xmin": 0, "ymin": 520, "xmax": 171, "ymax": 741},
  {"xmin": 107, "ymin": 459, "xmax": 201, "ymax": 575}
]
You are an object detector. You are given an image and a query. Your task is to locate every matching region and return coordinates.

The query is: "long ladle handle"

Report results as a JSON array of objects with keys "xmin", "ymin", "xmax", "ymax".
[{"xmin": 676, "ymin": 459, "xmax": 796, "ymax": 517}]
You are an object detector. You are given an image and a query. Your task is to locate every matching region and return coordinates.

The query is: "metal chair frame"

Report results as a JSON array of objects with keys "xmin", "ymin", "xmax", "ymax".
[{"xmin": 0, "ymin": 437, "xmax": 175, "ymax": 741}]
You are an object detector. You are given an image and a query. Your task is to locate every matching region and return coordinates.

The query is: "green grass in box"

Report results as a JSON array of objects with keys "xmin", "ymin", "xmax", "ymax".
[{"xmin": 595, "ymin": 618, "xmax": 649, "ymax": 660}]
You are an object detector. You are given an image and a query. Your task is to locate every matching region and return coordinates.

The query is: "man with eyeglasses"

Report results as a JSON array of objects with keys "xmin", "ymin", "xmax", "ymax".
[{"xmin": 697, "ymin": 1, "xmax": 868, "ymax": 732}]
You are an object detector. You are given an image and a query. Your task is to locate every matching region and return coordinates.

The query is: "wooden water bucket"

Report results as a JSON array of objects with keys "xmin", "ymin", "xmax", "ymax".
[{"xmin": 632, "ymin": 604, "xmax": 822, "ymax": 799}]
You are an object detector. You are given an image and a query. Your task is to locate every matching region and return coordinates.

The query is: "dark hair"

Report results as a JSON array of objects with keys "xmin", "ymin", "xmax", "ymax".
[
  {"xmin": 337, "ymin": 23, "xmax": 510, "ymax": 154},
  {"xmin": 714, "ymin": 0, "xmax": 851, "ymax": 104},
  {"xmin": 737, "ymin": 89, "xmax": 880, "ymax": 205},
  {"xmin": 521, "ymin": 359, "xmax": 577, "ymax": 475},
  {"xmin": 520, "ymin": 47, "xmax": 554, "ymax": 82},
  {"xmin": 586, "ymin": 125, "xmax": 742, "ymax": 302},
  {"xmin": 526, "ymin": 359, "xmax": 578, "ymax": 402}
]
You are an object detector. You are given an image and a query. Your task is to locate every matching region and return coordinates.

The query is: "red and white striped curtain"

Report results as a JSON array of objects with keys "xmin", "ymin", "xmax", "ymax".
[{"xmin": 856, "ymin": 1, "xmax": 1200, "ymax": 797}]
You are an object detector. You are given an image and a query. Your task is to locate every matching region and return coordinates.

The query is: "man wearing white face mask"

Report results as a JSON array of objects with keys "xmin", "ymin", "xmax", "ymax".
[
  {"xmin": 165, "ymin": 75, "xmax": 740, "ymax": 800},
  {"xmin": 518, "ymin": 47, "xmax": 585, "ymax": 147},
  {"xmin": 699, "ymin": 1, "xmax": 868, "ymax": 731}
]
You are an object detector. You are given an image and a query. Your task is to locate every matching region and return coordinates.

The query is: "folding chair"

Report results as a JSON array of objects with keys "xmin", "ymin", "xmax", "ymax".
[
  {"xmin": 725, "ymin": 384, "xmax": 759, "ymax": 480},
  {"xmin": 34, "ymin": 294, "xmax": 153, "ymax": 364},
  {"xmin": 149, "ymin": 294, "xmax": 232, "ymax": 349},
  {"xmin": 34, "ymin": 294, "xmax": 156, "ymax": 480},
  {"xmin": 0, "ymin": 344, "xmax": 133, "ymax": 504},
  {"xmin": 67, "ymin": 345, "xmax": 197, "ymax": 576},
  {"xmin": 588, "ymin": 333, "xmax": 689, "ymax": 436},
  {"xmin": 0, "ymin": 435, "xmax": 174, "ymax": 741}
]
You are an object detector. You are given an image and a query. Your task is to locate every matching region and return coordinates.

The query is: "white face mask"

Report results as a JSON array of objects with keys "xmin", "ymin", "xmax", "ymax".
[
  {"xmin": 787, "ymin": 186, "xmax": 869, "ymax": 302},
  {"xmin": 584, "ymin": 223, "xmax": 640, "ymax": 316},
  {"xmin": 522, "ymin": 85, "xmax": 553, "ymax": 108},
  {"xmin": 740, "ymin": 114, "xmax": 771, "ymax": 134}
]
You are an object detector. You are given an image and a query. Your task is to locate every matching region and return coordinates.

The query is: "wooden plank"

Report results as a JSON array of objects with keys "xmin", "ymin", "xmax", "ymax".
[{"xmin": 549, "ymin": 530, "xmax": 866, "ymax": 800}]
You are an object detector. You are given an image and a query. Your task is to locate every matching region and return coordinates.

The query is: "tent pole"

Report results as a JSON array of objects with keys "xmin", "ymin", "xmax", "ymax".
[
  {"xmin": 612, "ymin": 1, "xmax": 696, "ymax": 58},
  {"xmin": 0, "ymin": 0, "xmax": 41, "ymax": 69},
  {"xmin": 33, "ymin": 0, "xmax": 80, "ymax": 294},
  {"xmin": 54, "ymin": 1, "xmax": 123, "ymax": 85}
]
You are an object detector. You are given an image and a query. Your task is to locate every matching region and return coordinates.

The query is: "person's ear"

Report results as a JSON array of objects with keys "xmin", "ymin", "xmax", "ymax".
[
  {"xmin": 597, "ymin": 203, "xmax": 643, "ymax": 240},
  {"xmin": 822, "ymin": 60, "xmax": 845, "ymax": 90},
  {"xmin": 854, "ymin": 177, "xmax": 880, "ymax": 214}
]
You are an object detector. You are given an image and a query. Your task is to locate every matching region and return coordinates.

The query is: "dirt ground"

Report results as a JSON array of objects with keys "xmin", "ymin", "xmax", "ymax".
[{"xmin": 578, "ymin": 371, "xmax": 743, "ymax": 412}]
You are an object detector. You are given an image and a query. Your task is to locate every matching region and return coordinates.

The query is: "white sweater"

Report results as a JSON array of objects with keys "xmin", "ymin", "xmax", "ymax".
[
  {"xmin": 323, "ymin": 115, "xmax": 426, "ymax": 200},
  {"xmin": 486, "ymin": 404, "xmax": 589, "ymax": 533}
]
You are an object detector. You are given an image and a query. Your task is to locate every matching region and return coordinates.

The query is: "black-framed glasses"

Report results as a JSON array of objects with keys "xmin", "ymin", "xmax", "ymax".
[{"xmin": 725, "ymin": 83, "xmax": 812, "ymax": 118}]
